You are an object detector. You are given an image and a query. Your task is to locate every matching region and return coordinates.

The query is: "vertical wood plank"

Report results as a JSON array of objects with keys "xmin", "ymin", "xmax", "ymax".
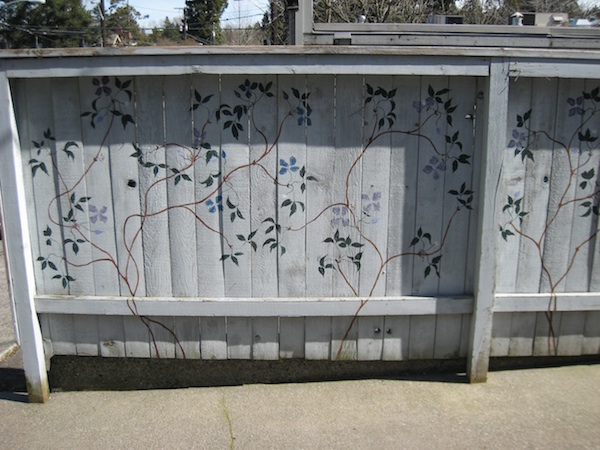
[
  {"xmin": 331, "ymin": 317, "xmax": 357, "ymax": 361},
  {"xmin": 305, "ymin": 74, "xmax": 335, "ymax": 297},
  {"xmin": 98, "ymin": 316, "xmax": 125, "ymax": 357},
  {"xmin": 304, "ymin": 316, "xmax": 331, "ymax": 360},
  {"xmin": 495, "ymin": 77, "xmax": 532, "ymax": 293},
  {"xmin": 279, "ymin": 317, "xmax": 305, "ymax": 359},
  {"xmin": 332, "ymin": 75, "xmax": 363, "ymax": 297},
  {"xmin": 468, "ymin": 59, "xmax": 510, "ymax": 382},
  {"xmin": 227, "ymin": 317, "xmax": 252, "ymax": 359},
  {"xmin": 123, "ymin": 314, "xmax": 151, "ymax": 358},
  {"xmin": 533, "ymin": 311, "xmax": 562, "ymax": 356},
  {"xmin": 77, "ymin": 77, "xmax": 121, "ymax": 296},
  {"xmin": 220, "ymin": 76, "xmax": 252, "ymax": 297},
  {"xmin": 174, "ymin": 316, "xmax": 200, "ymax": 359},
  {"xmin": 582, "ymin": 311, "xmax": 600, "ymax": 355},
  {"xmin": 191, "ymin": 74, "xmax": 225, "ymax": 297},
  {"xmin": 21, "ymin": 79, "xmax": 62, "ymax": 295},
  {"xmin": 507, "ymin": 312, "xmax": 536, "ymax": 356},
  {"xmin": 360, "ymin": 75, "xmax": 392, "ymax": 297},
  {"xmin": 164, "ymin": 75, "xmax": 198, "ymax": 297},
  {"xmin": 357, "ymin": 316, "xmax": 384, "ymax": 360},
  {"xmin": 408, "ymin": 315, "xmax": 436, "ymax": 360},
  {"xmin": 382, "ymin": 316, "xmax": 410, "ymax": 361},
  {"xmin": 200, "ymin": 317, "xmax": 227, "ymax": 360},
  {"xmin": 385, "ymin": 76, "xmax": 421, "ymax": 296},
  {"xmin": 136, "ymin": 76, "xmax": 171, "ymax": 299},
  {"xmin": 277, "ymin": 75, "xmax": 308, "ymax": 297},
  {"xmin": 252, "ymin": 317, "xmax": 279, "ymax": 360},
  {"xmin": 48, "ymin": 314, "xmax": 77, "ymax": 355},
  {"xmin": 148, "ymin": 316, "xmax": 176, "ymax": 359},
  {"xmin": 438, "ymin": 77, "xmax": 477, "ymax": 296},
  {"xmin": 73, "ymin": 315, "xmax": 99, "ymax": 356},
  {"xmin": 490, "ymin": 312, "xmax": 512, "ymax": 357},
  {"xmin": 542, "ymin": 79, "xmax": 586, "ymax": 293},
  {"xmin": 434, "ymin": 314, "xmax": 462, "ymax": 359},
  {"xmin": 0, "ymin": 73, "xmax": 49, "ymax": 401},
  {"xmin": 556, "ymin": 311, "xmax": 585, "ymax": 356},
  {"xmin": 249, "ymin": 75, "xmax": 279, "ymax": 297}
]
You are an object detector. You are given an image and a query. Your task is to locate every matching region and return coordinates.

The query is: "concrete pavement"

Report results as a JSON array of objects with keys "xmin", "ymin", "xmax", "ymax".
[{"xmin": 0, "ymin": 360, "xmax": 599, "ymax": 449}]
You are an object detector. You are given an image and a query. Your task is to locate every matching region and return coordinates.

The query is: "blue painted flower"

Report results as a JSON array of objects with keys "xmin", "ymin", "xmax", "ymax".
[
  {"xmin": 508, "ymin": 129, "xmax": 527, "ymax": 151},
  {"xmin": 412, "ymin": 97, "xmax": 435, "ymax": 113},
  {"xmin": 92, "ymin": 77, "xmax": 111, "ymax": 97},
  {"xmin": 423, "ymin": 156, "xmax": 446, "ymax": 180},
  {"xmin": 279, "ymin": 157, "xmax": 300, "ymax": 175},
  {"xmin": 297, "ymin": 104, "xmax": 312, "ymax": 126},
  {"xmin": 206, "ymin": 196, "xmax": 223, "ymax": 213},
  {"xmin": 567, "ymin": 96, "xmax": 584, "ymax": 116}
]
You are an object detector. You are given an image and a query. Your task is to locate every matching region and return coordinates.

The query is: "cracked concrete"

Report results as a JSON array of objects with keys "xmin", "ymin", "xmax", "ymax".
[{"xmin": 1, "ymin": 363, "xmax": 600, "ymax": 449}]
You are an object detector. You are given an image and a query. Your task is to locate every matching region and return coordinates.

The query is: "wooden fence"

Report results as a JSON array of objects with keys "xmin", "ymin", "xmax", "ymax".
[{"xmin": 1, "ymin": 47, "xmax": 599, "ymax": 402}]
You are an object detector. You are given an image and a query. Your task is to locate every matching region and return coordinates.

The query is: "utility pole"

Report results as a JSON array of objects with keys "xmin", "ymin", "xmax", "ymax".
[
  {"xmin": 99, "ymin": 0, "xmax": 107, "ymax": 47},
  {"xmin": 175, "ymin": 6, "xmax": 187, "ymax": 40}
]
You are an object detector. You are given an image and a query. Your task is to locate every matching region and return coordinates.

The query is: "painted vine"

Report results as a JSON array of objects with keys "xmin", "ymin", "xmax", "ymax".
[
  {"xmin": 29, "ymin": 76, "xmax": 475, "ymax": 358},
  {"xmin": 500, "ymin": 86, "xmax": 600, "ymax": 354}
]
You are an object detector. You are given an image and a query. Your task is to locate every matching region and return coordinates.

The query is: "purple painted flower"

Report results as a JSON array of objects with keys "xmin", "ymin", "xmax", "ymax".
[
  {"xmin": 423, "ymin": 156, "xmax": 446, "ymax": 180},
  {"xmin": 567, "ymin": 97, "xmax": 584, "ymax": 117},
  {"xmin": 89, "ymin": 204, "xmax": 108, "ymax": 224},
  {"xmin": 92, "ymin": 77, "xmax": 112, "ymax": 97},
  {"xmin": 362, "ymin": 192, "xmax": 382, "ymax": 224},
  {"xmin": 331, "ymin": 206, "xmax": 350, "ymax": 227}
]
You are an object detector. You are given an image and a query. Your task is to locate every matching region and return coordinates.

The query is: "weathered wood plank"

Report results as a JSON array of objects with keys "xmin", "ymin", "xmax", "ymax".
[
  {"xmin": 252, "ymin": 317, "xmax": 279, "ymax": 360},
  {"xmin": 277, "ymin": 74, "xmax": 308, "ymax": 297},
  {"xmin": 200, "ymin": 317, "xmax": 227, "ymax": 360},
  {"xmin": 164, "ymin": 75, "xmax": 198, "ymax": 298},
  {"xmin": 433, "ymin": 314, "xmax": 462, "ymax": 359},
  {"xmin": 35, "ymin": 294, "xmax": 474, "ymax": 316},
  {"xmin": 408, "ymin": 315, "xmax": 436, "ymax": 359},
  {"xmin": 136, "ymin": 76, "xmax": 171, "ymax": 299},
  {"xmin": 148, "ymin": 316, "xmax": 176, "ymax": 359},
  {"xmin": 0, "ymin": 73, "xmax": 50, "ymax": 401},
  {"xmin": 220, "ymin": 76, "xmax": 252, "ymax": 297},
  {"xmin": 249, "ymin": 75, "xmax": 279, "ymax": 298},
  {"xmin": 385, "ymin": 76, "xmax": 421, "ymax": 296},
  {"xmin": 495, "ymin": 77, "xmax": 532, "ymax": 292},
  {"xmin": 331, "ymin": 317, "xmax": 357, "ymax": 361},
  {"xmin": 490, "ymin": 312, "xmax": 512, "ymax": 357},
  {"xmin": 279, "ymin": 317, "xmax": 305, "ymax": 359},
  {"xmin": 73, "ymin": 315, "xmax": 99, "ymax": 356},
  {"xmin": 304, "ymin": 316, "xmax": 331, "ymax": 360},
  {"xmin": 381, "ymin": 316, "xmax": 410, "ymax": 360},
  {"xmin": 357, "ymin": 316, "xmax": 384, "ymax": 360},
  {"xmin": 191, "ymin": 74, "xmax": 225, "ymax": 297},
  {"xmin": 173, "ymin": 316, "xmax": 201, "ymax": 359},
  {"xmin": 98, "ymin": 316, "xmax": 125, "ymax": 357},
  {"xmin": 533, "ymin": 311, "xmax": 562, "ymax": 356},
  {"xmin": 582, "ymin": 311, "xmax": 600, "ymax": 355},
  {"xmin": 359, "ymin": 75, "xmax": 392, "ymax": 297},
  {"xmin": 508, "ymin": 312, "xmax": 536, "ymax": 356},
  {"xmin": 123, "ymin": 314, "xmax": 151, "ymax": 358},
  {"xmin": 468, "ymin": 59, "xmax": 510, "ymax": 382},
  {"xmin": 227, "ymin": 317, "xmax": 252, "ymax": 359},
  {"xmin": 332, "ymin": 75, "xmax": 363, "ymax": 297},
  {"xmin": 305, "ymin": 74, "xmax": 335, "ymax": 297},
  {"xmin": 556, "ymin": 311, "xmax": 585, "ymax": 356}
]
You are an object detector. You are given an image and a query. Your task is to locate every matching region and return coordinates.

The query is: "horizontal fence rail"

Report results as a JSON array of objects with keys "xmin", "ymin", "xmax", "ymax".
[{"xmin": 0, "ymin": 47, "xmax": 599, "ymax": 402}]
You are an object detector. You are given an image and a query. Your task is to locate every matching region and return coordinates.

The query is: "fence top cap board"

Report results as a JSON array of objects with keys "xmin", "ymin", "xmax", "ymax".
[{"xmin": 0, "ymin": 45, "xmax": 599, "ymax": 61}]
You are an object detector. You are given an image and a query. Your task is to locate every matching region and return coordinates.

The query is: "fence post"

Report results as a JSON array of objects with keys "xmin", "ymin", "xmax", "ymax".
[
  {"xmin": 0, "ymin": 71, "xmax": 49, "ymax": 402},
  {"xmin": 468, "ymin": 58, "xmax": 509, "ymax": 383}
]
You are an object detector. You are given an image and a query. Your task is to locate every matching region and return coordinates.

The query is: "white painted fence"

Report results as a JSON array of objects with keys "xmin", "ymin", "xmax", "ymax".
[{"xmin": 1, "ymin": 47, "xmax": 599, "ymax": 402}]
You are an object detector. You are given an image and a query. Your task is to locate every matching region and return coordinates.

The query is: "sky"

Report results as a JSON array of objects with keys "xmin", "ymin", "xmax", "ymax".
[
  {"xmin": 83, "ymin": 1, "xmax": 269, "ymax": 28},
  {"xmin": 86, "ymin": 0, "xmax": 600, "ymax": 29}
]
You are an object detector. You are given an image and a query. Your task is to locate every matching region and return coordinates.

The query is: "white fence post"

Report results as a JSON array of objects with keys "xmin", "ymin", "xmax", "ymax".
[
  {"xmin": 468, "ymin": 58, "xmax": 509, "ymax": 382},
  {"xmin": 0, "ymin": 71, "xmax": 49, "ymax": 402}
]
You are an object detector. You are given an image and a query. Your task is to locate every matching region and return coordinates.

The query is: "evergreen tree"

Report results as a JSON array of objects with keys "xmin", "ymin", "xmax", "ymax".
[
  {"xmin": 0, "ymin": 0, "xmax": 93, "ymax": 48},
  {"xmin": 184, "ymin": 0, "xmax": 228, "ymax": 44}
]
